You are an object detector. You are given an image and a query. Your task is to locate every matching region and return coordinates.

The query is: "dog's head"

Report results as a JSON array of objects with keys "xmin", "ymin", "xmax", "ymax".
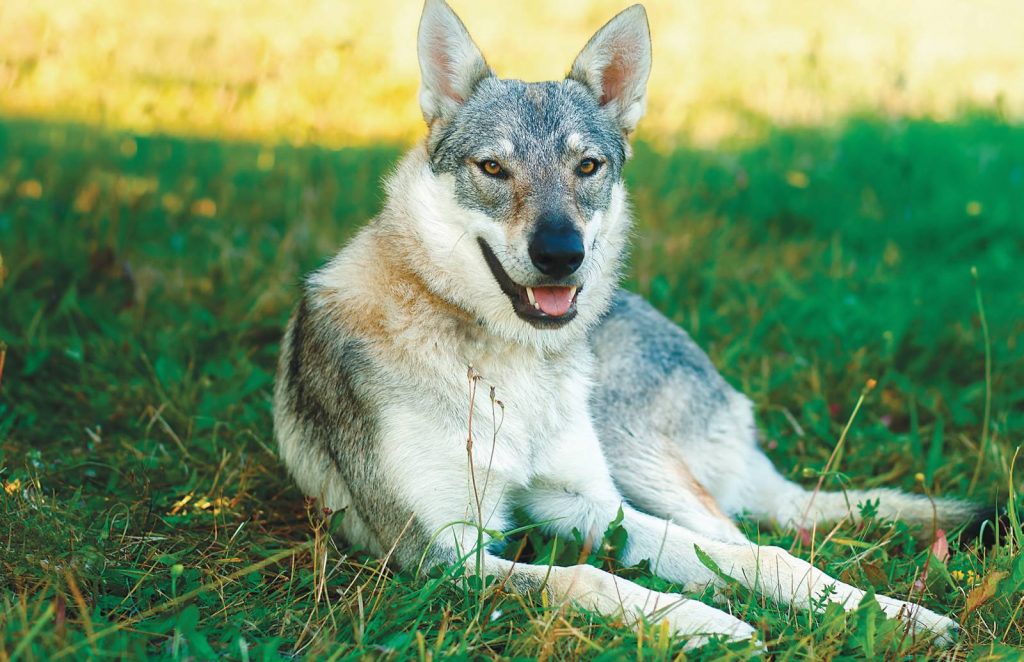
[{"xmin": 395, "ymin": 0, "xmax": 650, "ymax": 349}]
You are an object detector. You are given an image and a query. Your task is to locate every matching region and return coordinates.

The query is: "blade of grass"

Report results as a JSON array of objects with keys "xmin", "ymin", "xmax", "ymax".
[
  {"xmin": 11, "ymin": 602, "xmax": 55, "ymax": 662},
  {"xmin": 801, "ymin": 378, "xmax": 876, "ymax": 523},
  {"xmin": 968, "ymin": 266, "xmax": 993, "ymax": 494},
  {"xmin": 925, "ymin": 417, "xmax": 945, "ymax": 485},
  {"xmin": 51, "ymin": 541, "xmax": 314, "ymax": 660}
]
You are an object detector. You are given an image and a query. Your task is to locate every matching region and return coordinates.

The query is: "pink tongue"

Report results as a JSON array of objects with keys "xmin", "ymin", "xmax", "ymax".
[{"xmin": 533, "ymin": 287, "xmax": 575, "ymax": 316}]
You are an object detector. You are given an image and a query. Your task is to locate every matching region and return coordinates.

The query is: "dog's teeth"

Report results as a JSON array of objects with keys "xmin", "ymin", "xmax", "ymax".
[
  {"xmin": 526, "ymin": 287, "xmax": 536, "ymax": 306},
  {"xmin": 569, "ymin": 286, "xmax": 578, "ymax": 299}
]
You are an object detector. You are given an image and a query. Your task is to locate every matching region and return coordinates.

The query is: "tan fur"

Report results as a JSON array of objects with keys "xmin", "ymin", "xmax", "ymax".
[{"xmin": 670, "ymin": 452, "xmax": 729, "ymax": 521}]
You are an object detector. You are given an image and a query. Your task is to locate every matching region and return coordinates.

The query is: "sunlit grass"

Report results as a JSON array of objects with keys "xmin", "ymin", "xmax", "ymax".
[{"xmin": 2, "ymin": 0, "xmax": 1023, "ymax": 146}]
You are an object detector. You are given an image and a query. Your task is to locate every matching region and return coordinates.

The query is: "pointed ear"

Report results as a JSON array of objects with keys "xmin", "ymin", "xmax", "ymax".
[
  {"xmin": 567, "ymin": 4, "xmax": 652, "ymax": 135},
  {"xmin": 417, "ymin": 0, "xmax": 493, "ymax": 125}
]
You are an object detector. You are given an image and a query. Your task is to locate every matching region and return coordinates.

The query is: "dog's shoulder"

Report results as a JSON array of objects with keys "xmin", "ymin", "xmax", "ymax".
[
  {"xmin": 277, "ymin": 282, "xmax": 377, "ymax": 425},
  {"xmin": 593, "ymin": 289, "xmax": 728, "ymax": 385},
  {"xmin": 589, "ymin": 289, "xmax": 738, "ymax": 423}
]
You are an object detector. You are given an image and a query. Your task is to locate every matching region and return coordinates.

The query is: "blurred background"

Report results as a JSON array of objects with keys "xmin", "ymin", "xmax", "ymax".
[
  {"xmin": 2, "ymin": 0, "xmax": 1023, "ymax": 146},
  {"xmin": 1, "ymin": 2, "xmax": 1023, "ymax": 657}
]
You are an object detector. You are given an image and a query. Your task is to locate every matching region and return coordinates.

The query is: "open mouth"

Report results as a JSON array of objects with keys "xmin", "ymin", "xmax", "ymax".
[{"xmin": 477, "ymin": 239, "xmax": 580, "ymax": 328}]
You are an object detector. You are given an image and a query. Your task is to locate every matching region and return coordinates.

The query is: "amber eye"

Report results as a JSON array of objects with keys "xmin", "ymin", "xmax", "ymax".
[
  {"xmin": 577, "ymin": 158, "xmax": 600, "ymax": 176},
  {"xmin": 479, "ymin": 160, "xmax": 507, "ymax": 178}
]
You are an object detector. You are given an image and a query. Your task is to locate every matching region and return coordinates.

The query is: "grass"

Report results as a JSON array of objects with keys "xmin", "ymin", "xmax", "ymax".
[{"xmin": 1, "ymin": 114, "xmax": 1023, "ymax": 659}]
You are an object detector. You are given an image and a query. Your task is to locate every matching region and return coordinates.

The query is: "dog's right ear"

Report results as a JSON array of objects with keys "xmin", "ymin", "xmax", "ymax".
[{"xmin": 417, "ymin": 0, "xmax": 493, "ymax": 125}]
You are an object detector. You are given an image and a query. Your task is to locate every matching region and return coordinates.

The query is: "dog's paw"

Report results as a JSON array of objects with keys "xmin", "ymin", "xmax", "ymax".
[
  {"xmin": 905, "ymin": 605, "xmax": 959, "ymax": 647},
  {"xmin": 877, "ymin": 597, "xmax": 959, "ymax": 647},
  {"xmin": 679, "ymin": 623, "xmax": 761, "ymax": 652},
  {"xmin": 654, "ymin": 596, "xmax": 760, "ymax": 650}
]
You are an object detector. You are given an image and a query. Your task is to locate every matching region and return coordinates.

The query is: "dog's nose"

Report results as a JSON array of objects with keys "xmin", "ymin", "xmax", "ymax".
[{"xmin": 529, "ymin": 221, "xmax": 585, "ymax": 278}]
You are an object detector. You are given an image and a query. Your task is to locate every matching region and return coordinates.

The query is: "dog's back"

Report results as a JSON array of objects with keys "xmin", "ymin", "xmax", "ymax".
[{"xmin": 591, "ymin": 289, "xmax": 981, "ymax": 540}]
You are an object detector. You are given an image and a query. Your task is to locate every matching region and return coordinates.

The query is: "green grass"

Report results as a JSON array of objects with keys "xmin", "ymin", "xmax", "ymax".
[{"xmin": 1, "ymin": 115, "xmax": 1022, "ymax": 659}]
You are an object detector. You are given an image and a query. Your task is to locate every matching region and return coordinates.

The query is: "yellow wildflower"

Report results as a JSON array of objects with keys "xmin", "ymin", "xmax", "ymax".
[
  {"xmin": 191, "ymin": 198, "xmax": 217, "ymax": 217},
  {"xmin": 17, "ymin": 180, "xmax": 43, "ymax": 199},
  {"xmin": 786, "ymin": 171, "xmax": 809, "ymax": 188}
]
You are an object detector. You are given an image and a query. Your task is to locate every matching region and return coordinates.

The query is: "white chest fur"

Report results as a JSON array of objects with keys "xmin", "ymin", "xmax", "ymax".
[{"xmin": 374, "ymin": 337, "xmax": 593, "ymax": 541}]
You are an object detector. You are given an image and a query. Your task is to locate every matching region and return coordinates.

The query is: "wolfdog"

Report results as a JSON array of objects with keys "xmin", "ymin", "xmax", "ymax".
[{"xmin": 274, "ymin": 0, "xmax": 984, "ymax": 647}]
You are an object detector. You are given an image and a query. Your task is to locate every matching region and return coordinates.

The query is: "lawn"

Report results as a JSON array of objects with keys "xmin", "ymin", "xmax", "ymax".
[{"xmin": 1, "ymin": 115, "xmax": 1022, "ymax": 659}]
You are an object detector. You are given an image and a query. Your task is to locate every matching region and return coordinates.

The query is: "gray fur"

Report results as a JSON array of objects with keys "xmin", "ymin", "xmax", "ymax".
[
  {"xmin": 276, "ymin": 294, "xmax": 446, "ymax": 568},
  {"xmin": 591, "ymin": 291, "xmax": 981, "ymax": 538},
  {"xmin": 591, "ymin": 290, "xmax": 733, "ymax": 441},
  {"xmin": 429, "ymin": 77, "xmax": 626, "ymax": 226}
]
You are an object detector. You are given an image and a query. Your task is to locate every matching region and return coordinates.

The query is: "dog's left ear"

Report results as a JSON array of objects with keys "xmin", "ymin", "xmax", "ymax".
[
  {"xmin": 567, "ymin": 4, "xmax": 652, "ymax": 136},
  {"xmin": 418, "ymin": 0, "xmax": 493, "ymax": 125}
]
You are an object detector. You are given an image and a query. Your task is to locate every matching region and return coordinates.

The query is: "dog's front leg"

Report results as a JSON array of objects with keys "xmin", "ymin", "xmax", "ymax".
[
  {"xmin": 614, "ymin": 507, "xmax": 959, "ymax": 645},
  {"xmin": 484, "ymin": 556, "xmax": 757, "ymax": 649},
  {"xmin": 521, "ymin": 417, "xmax": 760, "ymax": 645},
  {"xmin": 526, "ymin": 414, "xmax": 959, "ymax": 646}
]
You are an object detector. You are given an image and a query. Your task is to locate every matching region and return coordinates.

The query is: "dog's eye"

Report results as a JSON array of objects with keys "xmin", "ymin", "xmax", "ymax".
[
  {"xmin": 576, "ymin": 158, "xmax": 601, "ymax": 177},
  {"xmin": 478, "ymin": 160, "xmax": 507, "ymax": 179}
]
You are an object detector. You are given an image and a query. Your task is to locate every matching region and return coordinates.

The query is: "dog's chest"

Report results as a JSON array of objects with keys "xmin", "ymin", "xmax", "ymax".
[
  {"xmin": 408, "ymin": 343, "xmax": 585, "ymax": 481},
  {"xmin": 470, "ymin": 349, "xmax": 584, "ymax": 461}
]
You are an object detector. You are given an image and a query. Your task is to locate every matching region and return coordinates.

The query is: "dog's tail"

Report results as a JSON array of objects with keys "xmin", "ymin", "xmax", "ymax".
[{"xmin": 740, "ymin": 449, "xmax": 991, "ymax": 544}]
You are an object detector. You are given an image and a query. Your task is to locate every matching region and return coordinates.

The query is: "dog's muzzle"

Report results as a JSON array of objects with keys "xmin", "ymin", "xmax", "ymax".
[{"xmin": 477, "ymin": 238, "xmax": 581, "ymax": 329}]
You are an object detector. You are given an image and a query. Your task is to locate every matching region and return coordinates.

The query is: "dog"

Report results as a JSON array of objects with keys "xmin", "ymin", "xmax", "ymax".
[{"xmin": 274, "ymin": 0, "xmax": 984, "ymax": 648}]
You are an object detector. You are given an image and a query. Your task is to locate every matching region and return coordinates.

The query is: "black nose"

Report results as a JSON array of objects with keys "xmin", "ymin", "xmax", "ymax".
[{"xmin": 529, "ymin": 222, "xmax": 585, "ymax": 278}]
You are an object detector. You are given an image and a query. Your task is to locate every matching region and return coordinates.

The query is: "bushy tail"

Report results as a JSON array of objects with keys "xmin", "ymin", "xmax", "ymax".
[
  {"xmin": 782, "ymin": 486, "xmax": 984, "ymax": 540},
  {"xmin": 740, "ymin": 449, "xmax": 988, "ymax": 542}
]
